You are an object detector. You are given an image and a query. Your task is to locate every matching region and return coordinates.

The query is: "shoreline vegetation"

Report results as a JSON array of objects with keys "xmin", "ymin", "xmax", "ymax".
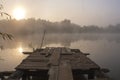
[{"xmin": 0, "ymin": 18, "xmax": 120, "ymax": 35}]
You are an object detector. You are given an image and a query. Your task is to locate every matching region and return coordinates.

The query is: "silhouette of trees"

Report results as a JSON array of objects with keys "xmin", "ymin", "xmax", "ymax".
[{"xmin": 0, "ymin": 18, "xmax": 120, "ymax": 35}]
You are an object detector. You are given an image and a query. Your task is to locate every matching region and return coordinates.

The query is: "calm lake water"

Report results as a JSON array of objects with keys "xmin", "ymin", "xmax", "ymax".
[{"xmin": 0, "ymin": 33, "xmax": 120, "ymax": 80}]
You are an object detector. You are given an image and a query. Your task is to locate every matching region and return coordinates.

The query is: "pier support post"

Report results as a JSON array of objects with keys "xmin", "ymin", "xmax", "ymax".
[
  {"xmin": 0, "ymin": 76, "xmax": 5, "ymax": 80},
  {"xmin": 88, "ymin": 74, "xmax": 94, "ymax": 79},
  {"xmin": 22, "ymin": 74, "xmax": 27, "ymax": 80},
  {"xmin": 27, "ymin": 75, "xmax": 30, "ymax": 80},
  {"xmin": 88, "ymin": 71, "xmax": 95, "ymax": 79}
]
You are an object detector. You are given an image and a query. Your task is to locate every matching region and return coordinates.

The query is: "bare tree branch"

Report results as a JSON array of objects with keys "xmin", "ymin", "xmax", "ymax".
[{"xmin": 0, "ymin": 32, "xmax": 14, "ymax": 40}]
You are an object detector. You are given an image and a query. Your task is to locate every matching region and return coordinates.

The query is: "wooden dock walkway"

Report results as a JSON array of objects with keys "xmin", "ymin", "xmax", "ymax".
[{"xmin": 0, "ymin": 47, "xmax": 110, "ymax": 80}]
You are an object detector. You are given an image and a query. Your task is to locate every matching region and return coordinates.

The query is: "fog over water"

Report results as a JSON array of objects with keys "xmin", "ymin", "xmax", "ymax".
[
  {"xmin": 0, "ymin": 19, "xmax": 120, "ymax": 80},
  {"xmin": 0, "ymin": 33, "xmax": 120, "ymax": 80}
]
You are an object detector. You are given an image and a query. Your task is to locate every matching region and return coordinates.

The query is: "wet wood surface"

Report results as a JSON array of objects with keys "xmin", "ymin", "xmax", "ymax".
[{"xmin": 16, "ymin": 47, "xmax": 100, "ymax": 70}]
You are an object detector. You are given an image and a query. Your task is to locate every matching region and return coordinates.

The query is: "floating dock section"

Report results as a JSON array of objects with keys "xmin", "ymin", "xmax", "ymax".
[{"xmin": 0, "ymin": 47, "xmax": 110, "ymax": 80}]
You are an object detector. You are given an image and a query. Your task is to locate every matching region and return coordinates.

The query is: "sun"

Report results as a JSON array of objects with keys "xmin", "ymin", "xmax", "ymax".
[
  {"xmin": 18, "ymin": 47, "xmax": 23, "ymax": 53},
  {"xmin": 13, "ymin": 7, "xmax": 26, "ymax": 20}
]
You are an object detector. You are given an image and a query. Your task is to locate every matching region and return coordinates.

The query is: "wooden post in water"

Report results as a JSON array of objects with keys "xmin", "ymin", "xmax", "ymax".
[
  {"xmin": 40, "ymin": 30, "xmax": 46, "ymax": 48},
  {"xmin": 22, "ymin": 74, "xmax": 27, "ymax": 80},
  {"xmin": 88, "ymin": 70, "xmax": 95, "ymax": 79},
  {"xmin": 0, "ymin": 76, "xmax": 5, "ymax": 80}
]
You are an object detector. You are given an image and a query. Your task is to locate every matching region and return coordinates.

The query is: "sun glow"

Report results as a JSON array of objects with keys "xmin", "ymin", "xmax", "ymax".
[
  {"xmin": 13, "ymin": 7, "xmax": 26, "ymax": 20},
  {"xmin": 18, "ymin": 47, "xmax": 23, "ymax": 53}
]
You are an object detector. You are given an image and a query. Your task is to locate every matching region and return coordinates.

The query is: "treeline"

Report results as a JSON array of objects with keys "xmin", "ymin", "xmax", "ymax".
[{"xmin": 0, "ymin": 18, "xmax": 120, "ymax": 35}]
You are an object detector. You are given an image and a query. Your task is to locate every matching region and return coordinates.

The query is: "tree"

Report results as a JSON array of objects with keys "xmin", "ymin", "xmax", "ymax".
[
  {"xmin": 0, "ymin": 0, "xmax": 13, "ymax": 60},
  {"xmin": 0, "ymin": 0, "xmax": 11, "ymax": 19},
  {"xmin": 0, "ymin": 32, "xmax": 13, "ymax": 40},
  {"xmin": 0, "ymin": 0, "xmax": 13, "ymax": 40}
]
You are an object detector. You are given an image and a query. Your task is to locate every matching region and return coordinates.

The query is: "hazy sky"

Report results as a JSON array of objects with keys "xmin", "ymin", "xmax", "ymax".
[{"xmin": 3, "ymin": 0, "xmax": 120, "ymax": 26}]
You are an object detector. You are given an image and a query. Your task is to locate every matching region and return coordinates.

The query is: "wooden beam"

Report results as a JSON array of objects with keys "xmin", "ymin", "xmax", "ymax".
[
  {"xmin": 0, "ymin": 71, "xmax": 14, "ymax": 76},
  {"xmin": 48, "ymin": 48, "xmax": 61, "ymax": 66},
  {"xmin": 7, "ymin": 70, "xmax": 24, "ymax": 80},
  {"xmin": 84, "ymin": 53, "xmax": 90, "ymax": 56},
  {"xmin": 48, "ymin": 66, "xmax": 59, "ymax": 80},
  {"xmin": 23, "ymin": 52, "xmax": 33, "ymax": 55},
  {"xmin": 58, "ymin": 61, "xmax": 73, "ymax": 80}
]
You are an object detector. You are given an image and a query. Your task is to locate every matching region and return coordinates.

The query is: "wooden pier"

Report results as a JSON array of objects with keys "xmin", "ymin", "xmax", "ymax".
[{"xmin": 0, "ymin": 47, "xmax": 110, "ymax": 80}]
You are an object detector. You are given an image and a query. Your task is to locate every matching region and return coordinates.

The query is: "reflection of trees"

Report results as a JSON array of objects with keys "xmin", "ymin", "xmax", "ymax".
[{"xmin": 1, "ymin": 33, "xmax": 120, "ymax": 49}]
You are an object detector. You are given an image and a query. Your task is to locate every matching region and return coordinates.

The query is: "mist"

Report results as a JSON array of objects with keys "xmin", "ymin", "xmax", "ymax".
[
  {"xmin": 0, "ymin": 18, "xmax": 120, "ymax": 49},
  {"xmin": 0, "ymin": 18, "xmax": 120, "ymax": 35}
]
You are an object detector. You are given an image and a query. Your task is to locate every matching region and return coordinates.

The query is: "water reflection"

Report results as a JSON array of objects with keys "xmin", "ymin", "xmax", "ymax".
[
  {"xmin": 18, "ymin": 47, "xmax": 23, "ymax": 53},
  {"xmin": 0, "ymin": 48, "xmax": 27, "ymax": 71},
  {"xmin": 71, "ymin": 40, "xmax": 120, "ymax": 80},
  {"xmin": 0, "ymin": 33, "xmax": 120, "ymax": 49}
]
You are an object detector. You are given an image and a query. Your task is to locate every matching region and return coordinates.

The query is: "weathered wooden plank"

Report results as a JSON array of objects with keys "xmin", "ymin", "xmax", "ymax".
[
  {"xmin": 61, "ymin": 52, "xmax": 99, "ymax": 70},
  {"xmin": 17, "ymin": 47, "xmax": 100, "ymax": 70},
  {"xmin": 48, "ymin": 48, "xmax": 61, "ymax": 80},
  {"xmin": 48, "ymin": 48, "xmax": 61, "ymax": 66},
  {"xmin": 16, "ymin": 62, "xmax": 48, "ymax": 70},
  {"xmin": 48, "ymin": 66, "xmax": 59, "ymax": 80},
  {"xmin": 61, "ymin": 47, "xmax": 73, "ymax": 55},
  {"xmin": 40, "ymin": 47, "xmax": 54, "ymax": 55},
  {"xmin": 84, "ymin": 53, "xmax": 90, "ymax": 56},
  {"xmin": 23, "ymin": 52, "xmax": 33, "ymax": 55},
  {"xmin": 16, "ymin": 47, "xmax": 100, "ymax": 76},
  {"xmin": 58, "ymin": 60, "xmax": 73, "ymax": 80},
  {"xmin": 7, "ymin": 70, "xmax": 24, "ymax": 80},
  {"xmin": 69, "ymin": 52, "xmax": 100, "ymax": 70},
  {"xmin": 0, "ymin": 71, "xmax": 14, "ymax": 76}
]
